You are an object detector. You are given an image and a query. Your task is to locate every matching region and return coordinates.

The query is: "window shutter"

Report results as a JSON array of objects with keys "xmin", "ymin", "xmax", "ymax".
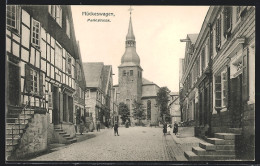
[
  {"xmin": 242, "ymin": 51, "xmax": 249, "ymax": 102},
  {"xmin": 227, "ymin": 67, "xmax": 231, "ymax": 109},
  {"xmin": 219, "ymin": 17, "xmax": 221, "ymax": 46},
  {"xmin": 25, "ymin": 64, "xmax": 32, "ymax": 93},
  {"xmin": 39, "ymin": 72, "xmax": 43, "ymax": 96}
]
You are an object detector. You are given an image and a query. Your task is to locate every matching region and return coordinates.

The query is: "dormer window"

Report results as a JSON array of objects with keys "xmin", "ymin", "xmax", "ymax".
[
  {"xmin": 48, "ymin": 5, "xmax": 62, "ymax": 27},
  {"xmin": 66, "ymin": 16, "xmax": 70, "ymax": 38}
]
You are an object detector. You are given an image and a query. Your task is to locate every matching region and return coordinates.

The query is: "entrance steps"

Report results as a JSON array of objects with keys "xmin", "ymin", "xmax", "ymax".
[
  {"xmin": 54, "ymin": 127, "xmax": 77, "ymax": 144},
  {"xmin": 6, "ymin": 107, "xmax": 35, "ymax": 160},
  {"xmin": 184, "ymin": 132, "xmax": 240, "ymax": 161}
]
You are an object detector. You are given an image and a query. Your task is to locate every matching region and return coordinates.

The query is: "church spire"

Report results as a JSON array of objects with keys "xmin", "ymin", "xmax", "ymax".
[
  {"xmin": 120, "ymin": 6, "xmax": 141, "ymax": 67},
  {"xmin": 126, "ymin": 16, "xmax": 135, "ymax": 41}
]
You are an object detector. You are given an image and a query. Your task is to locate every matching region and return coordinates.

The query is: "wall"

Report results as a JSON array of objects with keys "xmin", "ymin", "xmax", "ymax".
[{"xmin": 14, "ymin": 113, "xmax": 48, "ymax": 158}]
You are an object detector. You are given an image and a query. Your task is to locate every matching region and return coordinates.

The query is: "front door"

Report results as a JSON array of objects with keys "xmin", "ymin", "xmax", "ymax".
[{"xmin": 230, "ymin": 74, "xmax": 242, "ymax": 128}]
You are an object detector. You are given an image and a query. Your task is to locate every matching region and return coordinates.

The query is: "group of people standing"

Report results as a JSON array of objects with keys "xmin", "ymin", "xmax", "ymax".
[{"xmin": 163, "ymin": 121, "xmax": 178, "ymax": 136}]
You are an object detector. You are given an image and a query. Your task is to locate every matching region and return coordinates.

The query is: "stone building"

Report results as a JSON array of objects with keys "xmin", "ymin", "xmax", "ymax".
[
  {"xmin": 115, "ymin": 13, "xmax": 160, "ymax": 125},
  {"xmin": 180, "ymin": 6, "xmax": 255, "ymax": 160},
  {"xmin": 5, "ymin": 5, "xmax": 86, "ymax": 159},
  {"xmin": 83, "ymin": 62, "xmax": 114, "ymax": 129}
]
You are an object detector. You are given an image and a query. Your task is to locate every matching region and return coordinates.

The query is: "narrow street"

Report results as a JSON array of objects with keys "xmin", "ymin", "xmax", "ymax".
[{"xmin": 30, "ymin": 127, "xmax": 182, "ymax": 161}]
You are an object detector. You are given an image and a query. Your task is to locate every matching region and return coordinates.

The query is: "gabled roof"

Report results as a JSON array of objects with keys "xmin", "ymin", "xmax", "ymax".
[
  {"xmin": 82, "ymin": 62, "xmax": 104, "ymax": 88},
  {"xmin": 187, "ymin": 34, "xmax": 199, "ymax": 45},
  {"xmin": 102, "ymin": 65, "xmax": 112, "ymax": 94}
]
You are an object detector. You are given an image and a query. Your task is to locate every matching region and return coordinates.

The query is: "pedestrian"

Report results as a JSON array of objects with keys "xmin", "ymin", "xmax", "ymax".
[
  {"xmin": 96, "ymin": 120, "xmax": 100, "ymax": 132},
  {"xmin": 114, "ymin": 122, "xmax": 119, "ymax": 136},
  {"xmin": 163, "ymin": 122, "xmax": 167, "ymax": 136},
  {"xmin": 167, "ymin": 124, "xmax": 171, "ymax": 135},
  {"xmin": 173, "ymin": 121, "xmax": 178, "ymax": 135},
  {"xmin": 79, "ymin": 115, "xmax": 85, "ymax": 135}
]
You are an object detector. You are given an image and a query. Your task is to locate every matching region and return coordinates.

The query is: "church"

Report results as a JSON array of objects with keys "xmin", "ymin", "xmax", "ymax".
[{"xmin": 113, "ymin": 10, "xmax": 160, "ymax": 126}]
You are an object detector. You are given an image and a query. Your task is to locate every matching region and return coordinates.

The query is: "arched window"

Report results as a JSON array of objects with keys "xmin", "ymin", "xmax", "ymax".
[
  {"xmin": 126, "ymin": 99, "xmax": 130, "ymax": 109},
  {"xmin": 147, "ymin": 100, "xmax": 151, "ymax": 120}
]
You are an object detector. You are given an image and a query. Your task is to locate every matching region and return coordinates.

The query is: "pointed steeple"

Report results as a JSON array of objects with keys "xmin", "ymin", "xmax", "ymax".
[
  {"xmin": 120, "ymin": 7, "xmax": 141, "ymax": 67},
  {"xmin": 126, "ymin": 16, "xmax": 135, "ymax": 41}
]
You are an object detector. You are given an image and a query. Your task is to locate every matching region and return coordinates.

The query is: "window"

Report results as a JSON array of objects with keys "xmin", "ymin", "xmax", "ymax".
[
  {"xmin": 79, "ymin": 87, "xmax": 81, "ymax": 98},
  {"xmin": 242, "ymin": 53, "xmax": 249, "ymax": 102},
  {"xmin": 215, "ymin": 68, "xmax": 228, "ymax": 109},
  {"xmin": 66, "ymin": 16, "xmax": 70, "ymax": 38},
  {"xmin": 201, "ymin": 48, "xmax": 205, "ymax": 72},
  {"xmin": 31, "ymin": 19, "xmax": 41, "ymax": 48},
  {"xmin": 215, "ymin": 16, "xmax": 221, "ymax": 51},
  {"xmin": 224, "ymin": 6, "xmax": 232, "ymax": 38},
  {"xmin": 130, "ymin": 70, "xmax": 133, "ymax": 76},
  {"xmin": 86, "ymin": 90, "xmax": 90, "ymax": 98},
  {"xmin": 55, "ymin": 43, "xmax": 62, "ymax": 69},
  {"xmin": 126, "ymin": 99, "xmax": 130, "ymax": 109},
  {"xmin": 66, "ymin": 53, "xmax": 72, "ymax": 75},
  {"xmin": 8, "ymin": 61, "xmax": 20, "ymax": 106},
  {"xmin": 6, "ymin": 5, "xmax": 20, "ymax": 32},
  {"xmin": 25, "ymin": 65, "xmax": 44, "ymax": 96},
  {"xmin": 123, "ymin": 70, "xmax": 126, "ymax": 76},
  {"xmin": 48, "ymin": 92, "xmax": 53, "ymax": 108},
  {"xmin": 147, "ymin": 100, "xmax": 151, "ymax": 120},
  {"xmin": 76, "ymin": 63, "xmax": 81, "ymax": 81},
  {"xmin": 48, "ymin": 5, "xmax": 62, "ymax": 27}
]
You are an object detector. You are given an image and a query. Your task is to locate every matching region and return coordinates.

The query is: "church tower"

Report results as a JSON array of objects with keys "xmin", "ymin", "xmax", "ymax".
[{"xmin": 118, "ymin": 9, "xmax": 143, "ymax": 122}]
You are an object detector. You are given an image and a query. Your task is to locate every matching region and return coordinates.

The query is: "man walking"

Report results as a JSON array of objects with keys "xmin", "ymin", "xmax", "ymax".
[{"xmin": 114, "ymin": 122, "xmax": 119, "ymax": 136}]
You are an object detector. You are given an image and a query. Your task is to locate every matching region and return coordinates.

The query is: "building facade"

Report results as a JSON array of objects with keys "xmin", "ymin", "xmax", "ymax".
[
  {"xmin": 83, "ymin": 63, "xmax": 114, "ymax": 129},
  {"xmin": 180, "ymin": 6, "xmax": 255, "ymax": 160},
  {"xmin": 169, "ymin": 92, "xmax": 181, "ymax": 124},
  {"xmin": 6, "ymin": 5, "xmax": 86, "ymax": 159}
]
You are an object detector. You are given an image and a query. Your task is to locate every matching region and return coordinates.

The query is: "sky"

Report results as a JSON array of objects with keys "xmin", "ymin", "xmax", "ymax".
[{"xmin": 71, "ymin": 6, "xmax": 209, "ymax": 92}]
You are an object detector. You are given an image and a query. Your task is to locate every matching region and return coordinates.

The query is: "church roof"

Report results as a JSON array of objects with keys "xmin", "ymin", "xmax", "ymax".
[
  {"xmin": 142, "ymin": 78, "xmax": 155, "ymax": 85},
  {"xmin": 82, "ymin": 62, "xmax": 104, "ymax": 88},
  {"xmin": 142, "ymin": 78, "xmax": 160, "ymax": 98},
  {"xmin": 187, "ymin": 34, "xmax": 199, "ymax": 45}
]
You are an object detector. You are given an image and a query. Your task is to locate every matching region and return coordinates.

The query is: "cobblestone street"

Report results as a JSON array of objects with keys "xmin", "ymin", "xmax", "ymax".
[{"xmin": 30, "ymin": 127, "xmax": 182, "ymax": 161}]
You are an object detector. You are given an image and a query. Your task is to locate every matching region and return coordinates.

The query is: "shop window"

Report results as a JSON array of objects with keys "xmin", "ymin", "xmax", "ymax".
[
  {"xmin": 31, "ymin": 19, "xmax": 41, "ymax": 48},
  {"xmin": 48, "ymin": 5, "xmax": 62, "ymax": 27},
  {"xmin": 6, "ymin": 5, "xmax": 20, "ymax": 33}
]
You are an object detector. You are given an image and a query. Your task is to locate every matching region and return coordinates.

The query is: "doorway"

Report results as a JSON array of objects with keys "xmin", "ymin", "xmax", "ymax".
[
  {"xmin": 52, "ymin": 86, "xmax": 59, "ymax": 125},
  {"xmin": 230, "ymin": 74, "xmax": 243, "ymax": 128}
]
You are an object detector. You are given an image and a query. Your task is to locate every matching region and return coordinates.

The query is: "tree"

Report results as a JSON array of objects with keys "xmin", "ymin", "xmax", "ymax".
[
  {"xmin": 132, "ymin": 100, "xmax": 146, "ymax": 125},
  {"xmin": 118, "ymin": 102, "xmax": 130, "ymax": 124},
  {"xmin": 156, "ymin": 87, "xmax": 171, "ymax": 123}
]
